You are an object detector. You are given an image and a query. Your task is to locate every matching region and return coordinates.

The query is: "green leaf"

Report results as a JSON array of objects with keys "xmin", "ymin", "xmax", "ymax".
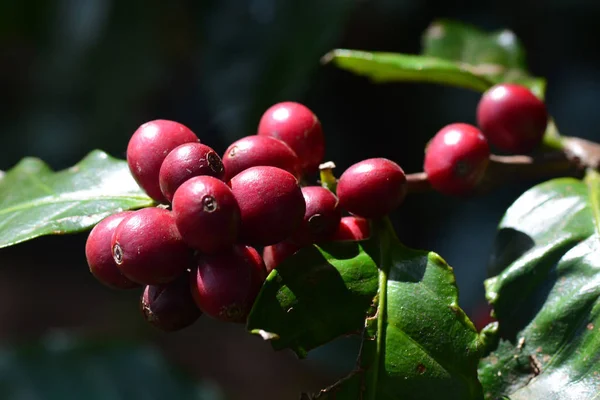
[
  {"xmin": 248, "ymin": 220, "xmax": 484, "ymax": 399},
  {"xmin": 421, "ymin": 20, "xmax": 527, "ymax": 74},
  {"xmin": 0, "ymin": 334, "xmax": 222, "ymax": 399},
  {"xmin": 0, "ymin": 150, "xmax": 154, "ymax": 248},
  {"xmin": 478, "ymin": 170, "xmax": 600, "ymax": 399},
  {"xmin": 323, "ymin": 49, "xmax": 494, "ymax": 92},
  {"xmin": 421, "ymin": 19, "xmax": 546, "ymax": 99}
]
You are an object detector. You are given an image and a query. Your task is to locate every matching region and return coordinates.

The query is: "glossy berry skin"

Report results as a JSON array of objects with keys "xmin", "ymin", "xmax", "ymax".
[
  {"xmin": 140, "ymin": 272, "xmax": 202, "ymax": 332},
  {"xmin": 330, "ymin": 216, "xmax": 371, "ymax": 241},
  {"xmin": 127, "ymin": 120, "xmax": 199, "ymax": 203},
  {"xmin": 424, "ymin": 123, "xmax": 490, "ymax": 196},
  {"xmin": 477, "ymin": 83, "xmax": 548, "ymax": 153},
  {"xmin": 159, "ymin": 142, "xmax": 225, "ymax": 203},
  {"xmin": 262, "ymin": 241, "xmax": 302, "ymax": 273},
  {"xmin": 257, "ymin": 102, "xmax": 325, "ymax": 176},
  {"xmin": 337, "ymin": 158, "xmax": 407, "ymax": 219},
  {"xmin": 222, "ymin": 135, "xmax": 300, "ymax": 181},
  {"xmin": 191, "ymin": 245, "xmax": 266, "ymax": 323},
  {"xmin": 172, "ymin": 176, "xmax": 241, "ymax": 254},
  {"xmin": 112, "ymin": 207, "xmax": 193, "ymax": 285},
  {"xmin": 229, "ymin": 166, "xmax": 305, "ymax": 246},
  {"xmin": 85, "ymin": 212, "xmax": 139, "ymax": 289},
  {"xmin": 291, "ymin": 186, "xmax": 341, "ymax": 245}
]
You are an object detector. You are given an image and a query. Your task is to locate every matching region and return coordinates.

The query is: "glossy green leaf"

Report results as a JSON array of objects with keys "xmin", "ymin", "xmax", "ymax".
[
  {"xmin": 478, "ymin": 170, "xmax": 600, "ymax": 399},
  {"xmin": 0, "ymin": 335, "xmax": 222, "ymax": 399},
  {"xmin": 0, "ymin": 150, "xmax": 154, "ymax": 248},
  {"xmin": 248, "ymin": 220, "xmax": 484, "ymax": 399}
]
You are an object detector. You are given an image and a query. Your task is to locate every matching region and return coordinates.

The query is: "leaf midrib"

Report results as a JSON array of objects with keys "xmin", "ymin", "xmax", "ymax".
[{"xmin": 0, "ymin": 194, "xmax": 152, "ymax": 216}]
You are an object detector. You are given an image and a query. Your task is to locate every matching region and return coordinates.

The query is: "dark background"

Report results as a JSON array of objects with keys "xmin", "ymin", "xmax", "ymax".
[{"xmin": 1, "ymin": 1, "xmax": 600, "ymax": 399}]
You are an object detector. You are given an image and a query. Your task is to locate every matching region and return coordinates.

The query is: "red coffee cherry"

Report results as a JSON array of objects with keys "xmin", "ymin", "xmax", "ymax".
[
  {"xmin": 229, "ymin": 166, "xmax": 305, "ymax": 246},
  {"xmin": 127, "ymin": 120, "xmax": 199, "ymax": 203},
  {"xmin": 424, "ymin": 123, "xmax": 490, "ymax": 196},
  {"xmin": 159, "ymin": 142, "xmax": 225, "ymax": 203},
  {"xmin": 85, "ymin": 212, "xmax": 139, "ymax": 290},
  {"xmin": 140, "ymin": 272, "xmax": 202, "ymax": 332},
  {"xmin": 477, "ymin": 83, "xmax": 548, "ymax": 154},
  {"xmin": 222, "ymin": 135, "xmax": 300, "ymax": 181},
  {"xmin": 257, "ymin": 102, "xmax": 325, "ymax": 176},
  {"xmin": 291, "ymin": 186, "xmax": 341, "ymax": 245},
  {"xmin": 111, "ymin": 207, "xmax": 192, "ymax": 285},
  {"xmin": 172, "ymin": 176, "xmax": 240, "ymax": 254},
  {"xmin": 330, "ymin": 216, "xmax": 371, "ymax": 241},
  {"xmin": 337, "ymin": 158, "xmax": 407, "ymax": 219},
  {"xmin": 262, "ymin": 241, "xmax": 302, "ymax": 273},
  {"xmin": 190, "ymin": 245, "xmax": 266, "ymax": 323}
]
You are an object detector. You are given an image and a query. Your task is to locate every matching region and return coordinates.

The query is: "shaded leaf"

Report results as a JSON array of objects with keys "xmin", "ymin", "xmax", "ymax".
[
  {"xmin": 478, "ymin": 171, "xmax": 600, "ymax": 399},
  {"xmin": 200, "ymin": 0, "xmax": 354, "ymax": 141},
  {"xmin": 249, "ymin": 220, "xmax": 484, "ymax": 399},
  {"xmin": 421, "ymin": 19, "xmax": 546, "ymax": 99},
  {"xmin": 0, "ymin": 150, "xmax": 153, "ymax": 248},
  {"xmin": 0, "ymin": 334, "xmax": 222, "ymax": 400}
]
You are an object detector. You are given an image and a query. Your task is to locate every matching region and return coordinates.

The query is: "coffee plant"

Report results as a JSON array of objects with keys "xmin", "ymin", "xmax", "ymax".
[{"xmin": 1, "ymin": 20, "xmax": 599, "ymax": 399}]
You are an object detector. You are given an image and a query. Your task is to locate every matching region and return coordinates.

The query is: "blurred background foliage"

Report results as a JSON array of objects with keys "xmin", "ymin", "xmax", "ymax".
[{"xmin": 1, "ymin": 0, "xmax": 600, "ymax": 399}]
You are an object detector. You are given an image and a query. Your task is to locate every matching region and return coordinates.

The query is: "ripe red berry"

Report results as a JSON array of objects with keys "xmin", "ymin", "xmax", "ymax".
[
  {"xmin": 337, "ymin": 158, "xmax": 407, "ymax": 219},
  {"xmin": 140, "ymin": 272, "xmax": 202, "ymax": 332},
  {"xmin": 190, "ymin": 245, "xmax": 266, "ymax": 323},
  {"xmin": 262, "ymin": 241, "xmax": 302, "ymax": 273},
  {"xmin": 257, "ymin": 102, "xmax": 325, "ymax": 176},
  {"xmin": 172, "ymin": 176, "xmax": 240, "ymax": 254},
  {"xmin": 127, "ymin": 120, "xmax": 199, "ymax": 203},
  {"xmin": 291, "ymin": 186, "xmax": 341, "ymax": 245},
  {"xmin": 222, "ymin": 135, "xmax": 300, "ymax": 181},
  {"xmin": 476, "ymin": 83, "xmax": 548, "ymax": 154},
  {"xmin": 229, "ymin": 166, "xmax": 305, "ymax": 246},
  {"xmin": 424, "ymin": 123, "xmax": 490, "ymax": 196},
  {"xmin": 330, "ymin": 216, "xmax": 371, "ymax": 241},
  {"xmin": 112, "ymin": 207, "xmax": 192, "ymax": 285},
  {"xmin": 85, "ymin": 212, "xmax": 139, "ymax": 290},
  {"xmin": 159, "ymin": 142, "xmax": 225, "ymax": 203}
]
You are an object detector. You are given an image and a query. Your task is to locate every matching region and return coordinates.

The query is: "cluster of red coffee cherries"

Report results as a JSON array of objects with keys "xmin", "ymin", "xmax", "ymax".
[
  {"xmin": 85, "ymin": 102, "xmax": 405, "ymax": 332},
  {"xmin": 424, "ymin": 83, "xmax": 548, "ymax": 195}
]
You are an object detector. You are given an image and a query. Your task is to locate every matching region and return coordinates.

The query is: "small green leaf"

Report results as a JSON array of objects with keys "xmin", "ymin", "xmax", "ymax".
[
  {"xmin": 323, "ymin": 49, "xmax": 494, "ymax": 92},
  {"xmin": 248, "ymin": 220, "xmax": 484, "ymax": 399},
  {"xmin": 0, "ymin": 335, "xmax": 221, "ymax": 399},
  {"xmin": 478, "ymin": 170, "xmax": 600, "ymax": 399},
  {"xmin": 0, "ymin": 150, "xmax": 154, "ymax": 248}
]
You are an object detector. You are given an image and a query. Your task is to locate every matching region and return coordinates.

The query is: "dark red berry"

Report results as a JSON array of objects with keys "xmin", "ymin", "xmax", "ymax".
[
  {"xmin": 247, "ymin": 246, "xmax": 268, "ymax": 277},
  {"xmin": 112, "ymin": 207, "xmax": 192, "ymax": 285},
  {"xmin": 222, "ymin": 135, "xmax": 300, "ymax": 181},
  {"xmin": 262, "ymin": 241, "xmax": 302, "ymax": 273},
  {"xmin": 140, "ymin": 272, "xmax": 202, "ymax": 332},
  {"xmin": 159, "ymin": 142, "xmax": 225, "ymax": 203},
  {"xmin": 257, "ymin": 102, "xmax": 325, "ymax": 175},
  {"xmin": 477, "ymin": 83, "xmax": 548, "ymax": 154},
  {"xmin": 291, "ymin": 186, "xmax": 341, "ymax": 245},
  {"xmin": 85, "ymin": 212, "xmax": 139, "ymax": 289},
  {"xmin": 127, "ymin": 120, "xmax": 199, "ymax": 203},
  {"xmin": 229, "ymin": 166, "xmax": 305, "ymax": 246},
  {"xmin": 424, "ymin": 123, "xmax": 490, "ymax": 196},
  {"xmin": 337, "ymin": 158, "xmax": 407, "ymax": 219},
  {"xmin": 190, "ymin": 245, "xmax": 265, "ymax": 323},
  {"xmin": 330, "ymin": 216, "xmax": 371, "ymax": 241},
  {"xmin": 172, "ymin": 176, "xmax": 240, "ymax": 254}
]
